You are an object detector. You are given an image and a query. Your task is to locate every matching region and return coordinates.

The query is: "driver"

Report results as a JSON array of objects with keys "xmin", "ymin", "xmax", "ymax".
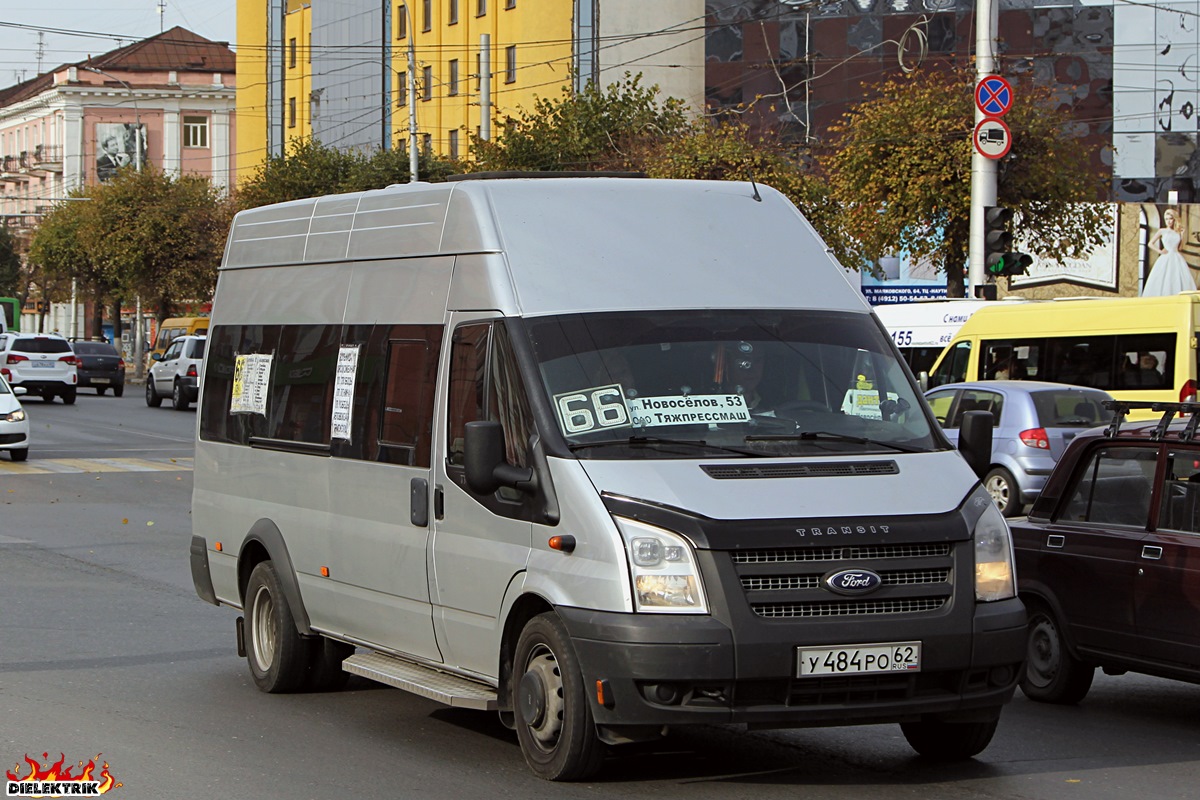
[{"xmin": 714, "ymin": 341, "xmax": 766, "ymax": 411}]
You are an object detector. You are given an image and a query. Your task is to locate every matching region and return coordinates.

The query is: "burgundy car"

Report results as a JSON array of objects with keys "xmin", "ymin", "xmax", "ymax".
[{"xmin": 1013, "ymin": 400, "xmax": 1200, "ymax": 704}]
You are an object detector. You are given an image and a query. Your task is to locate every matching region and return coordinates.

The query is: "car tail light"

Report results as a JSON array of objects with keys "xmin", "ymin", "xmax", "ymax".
[
  {"xmin": 186, "ymin": 364, "xmax": 198, "ymax": 378},
  {"xmin": 58, "ymin": 355, "xmax": 82, "ymax": 367},
  {"xmin": 1019, "ymin": 427, "xmax": 1050, "ymax": 449},
  {"xmin": 118, "ymin": 359, "xmax": 127, "ymax": 368},
  {"xmin": 0, "ymin": 368, "xmax": 9, "ymax": 380},
  {"xmin": 1180, "ymin": 380, "xmax": 1196, "ymax": 415},
  {"xmin": 5, "ymin": 354, "xmax": 28, "ymax": 365}
]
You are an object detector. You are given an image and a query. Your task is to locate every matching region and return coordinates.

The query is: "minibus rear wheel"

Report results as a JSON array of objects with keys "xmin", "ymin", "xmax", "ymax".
[
  {"xmin": 512, "ymin": 613, "xmax": 604, "ymax": 781},
  {"xmin": 245, "ymin": 561, "xmax": 315, "ymax": 693}
]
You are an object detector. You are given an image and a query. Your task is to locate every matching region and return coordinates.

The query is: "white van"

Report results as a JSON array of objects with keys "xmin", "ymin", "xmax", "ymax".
[
  {"xmin": 873, "ymin": 298, "xmax": 1027, "ymax": 376},
  {"xmin": 190, "ymin": 177, "xmax": 1024, "ymax": 780}
]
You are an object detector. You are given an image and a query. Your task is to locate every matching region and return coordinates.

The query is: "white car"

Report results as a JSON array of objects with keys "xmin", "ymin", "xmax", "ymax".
[
  {"xmin": 146, "ymin": 334, "xmax": 206, "ymax": 410},
  {"xmin": 0, "ymin": 372, "xmax": 29, "ymax": 461},
  {"xmin": 0, "ymin": 332, "xmax": 80, "ymax": 403}
]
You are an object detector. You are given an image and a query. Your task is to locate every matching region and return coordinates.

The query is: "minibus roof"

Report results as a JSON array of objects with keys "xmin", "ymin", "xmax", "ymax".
[{"xmin": 222, "ymin": 177, "xmax": 869, "ymax": 316}]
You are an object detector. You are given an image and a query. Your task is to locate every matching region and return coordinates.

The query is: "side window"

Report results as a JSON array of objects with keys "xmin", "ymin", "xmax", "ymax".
[
  {"xmin": 164, "ymin": 342, "xmax": 182, "ymax": 360},
  {"xmin": 199, "ymin": 324, "xmax": 280, "ymax": 444},
  {"xmin": 951, "ymin": 389, "xmax": 1003, "ymax": 427},
  {"xmin": 982, "ymin": 340, "xmax": 1039, "ymax": 381},
  {"xmin": 446, "ymin": 324, "xmax": 490, "ymax": 466},
  {"xmin": 1059, "ymin": 445, "xmax": 1157, "ymax": 527},
  {"xmin": 377, "ymin": 337, "xmax": 440, "ymax": 467},
  {"xmin": 925, "ymin": 390, "xmax": 957, "ymax": 426},
  {"xmin": 266, "ymin": 325, "xmax": 341, "ymax": 445},
  {"xmin": 1159, "ymin": 449, "xmax": 1200, "ymax": 533},
  {"xmin": 1117, "ymin": 333, "xmax": 1173, "ymax": 391},
  {"xmin": 445, "ymin": 321, "xmax": 534, "ymax": 470},
  {"xmin": 1045, "ymin": 337, "xmax": 1115, "ymax": 388},
  {"xmin": 930, "ymin": 341, "xmax": 970, "ymax": 387}
]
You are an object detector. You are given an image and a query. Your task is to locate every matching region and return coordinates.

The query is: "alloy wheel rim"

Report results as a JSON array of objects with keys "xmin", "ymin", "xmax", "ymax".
[{"xmin": 251, "ymin": 585, "xmax": 276, "ymax": 672}]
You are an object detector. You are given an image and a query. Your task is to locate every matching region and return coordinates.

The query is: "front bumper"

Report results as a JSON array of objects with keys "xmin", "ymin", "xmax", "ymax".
[{"xmin": 558, "ymin": 598, "xmax": 1026, "ymax": 729}]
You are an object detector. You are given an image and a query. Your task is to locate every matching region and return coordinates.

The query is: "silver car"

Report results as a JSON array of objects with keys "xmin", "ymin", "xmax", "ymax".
[{"xmin": 925, "ymin": 380, "xmax": 1115, "ymax": 516}]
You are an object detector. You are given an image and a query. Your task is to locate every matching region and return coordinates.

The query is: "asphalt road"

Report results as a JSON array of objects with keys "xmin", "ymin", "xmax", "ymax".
[{"xmin": 4, "ymin": 393, "xmax": 1200, "ymax": 798}]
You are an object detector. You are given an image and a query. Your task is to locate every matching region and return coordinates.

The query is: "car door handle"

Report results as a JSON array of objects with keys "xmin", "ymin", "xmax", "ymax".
[
  {"xmin": 1047, "ymin": 534, "xmax": 1065, "ymax": 549},
  {"xmin": 1142, "ymin": 545, "xmax": 1163, "ymax": 560}
]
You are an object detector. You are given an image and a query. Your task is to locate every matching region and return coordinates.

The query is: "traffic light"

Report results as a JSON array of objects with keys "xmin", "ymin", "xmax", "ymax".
[{"xmin": 984, "ymin": 206, "xmax": 1033, "ymax": 277}]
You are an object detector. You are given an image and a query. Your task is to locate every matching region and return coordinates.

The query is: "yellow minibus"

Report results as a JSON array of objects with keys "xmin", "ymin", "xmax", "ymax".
[
  {"xmin": 150, "ymin": 316, "xmax": 209, "ymax": 360},
  {"xmin": 927, "ymin": 294, "xmax": 1200, "ymax": 416}
]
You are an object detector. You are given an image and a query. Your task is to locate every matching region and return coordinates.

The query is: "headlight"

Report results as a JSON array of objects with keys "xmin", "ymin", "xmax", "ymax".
[
  {"xmin": 615, "ymin": 517, "xmax": 709, "ymax": 614},
  {"xmin": 969, "ymin": 489, "xmax": 1017, "ymax": 602},
  {"xmin": 3, "ymin": 408, "xmax": 24, "ymax": 423}
]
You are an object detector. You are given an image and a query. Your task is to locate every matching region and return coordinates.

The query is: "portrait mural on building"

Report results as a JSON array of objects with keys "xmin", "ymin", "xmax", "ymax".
[{"xmin": 95, "ymin": 122, "xmax": 146, "ymax": 182}]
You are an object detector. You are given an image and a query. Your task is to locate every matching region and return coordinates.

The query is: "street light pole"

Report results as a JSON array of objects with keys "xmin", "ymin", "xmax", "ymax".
[{"xmin": 968, "ymin": 0, "xmax": 999, "ymax": 295}]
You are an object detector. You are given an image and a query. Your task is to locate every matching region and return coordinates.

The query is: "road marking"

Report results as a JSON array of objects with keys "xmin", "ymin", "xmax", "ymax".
[{"xmin": 0, "ymin": 457, "xmax": 193, "ymax": 475}]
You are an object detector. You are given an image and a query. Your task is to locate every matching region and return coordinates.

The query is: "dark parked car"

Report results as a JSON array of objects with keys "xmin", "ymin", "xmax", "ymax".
[
  {"xmin": 72, "ymin": 340, "xmax": 126, "ymax": 396},
  {"xmin": 1013, "ymin": 400, "xmax": 1200, "ymax": 705}
]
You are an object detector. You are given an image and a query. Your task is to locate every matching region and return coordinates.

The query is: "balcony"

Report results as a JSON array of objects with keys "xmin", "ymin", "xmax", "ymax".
[
  {"xmin": 0, "ymin": 155, "xmax": 29, "ymax": 182},
  {"xmin": 30, "ymin": 145, "xmax": 63, "ymax": 173}
]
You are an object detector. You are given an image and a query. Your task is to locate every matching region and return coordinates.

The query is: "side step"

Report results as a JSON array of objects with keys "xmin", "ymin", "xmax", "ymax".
[{"xmin": 343, "ymin": 652, "xmax": 498, "ymax": 710}]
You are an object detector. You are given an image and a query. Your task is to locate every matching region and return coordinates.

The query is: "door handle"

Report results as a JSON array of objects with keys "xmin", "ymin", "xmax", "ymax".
[
  {"xmin": 1141, "ymin": 545, "xmax": 1163, "ymax": 560},
  {"xmin": 1046, "ymin": 535, "xmax": 1065, "ymax": 549},
  {"xmin": 434, "ymin": 485, "xmax": 445, "ymax": 520}
]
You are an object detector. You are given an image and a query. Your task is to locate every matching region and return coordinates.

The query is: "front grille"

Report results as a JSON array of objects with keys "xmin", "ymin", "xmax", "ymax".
[
  {"xmin": 0, "ymin": 433, "xmax": 25, "ymax": 444},
  {"xmin": 733, "ymin": 543, "xmax": 950, "ymax": 563},
  {"xmin": 752, "ymin": 598, "xmax": 947, "ymax": 618},
  {"xmin": 703, "ymin": 460, "xmax": 898, "ymax": 480},
  {"xmin": 731, "ymin": 540, "xmax": 954, "ymax": 620}
]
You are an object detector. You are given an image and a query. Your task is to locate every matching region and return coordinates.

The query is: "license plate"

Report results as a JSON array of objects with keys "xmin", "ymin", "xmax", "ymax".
[
  {"xmin": 797, "ymin": 641, "xmax": 921, "ymax": 677},
  {"xmin": 29, "ymin": 361, "xmax": 53, "ymax": 368},
  {"xmin": 92, "ymin": 377, "xmax": 110, "ymax": 384}
]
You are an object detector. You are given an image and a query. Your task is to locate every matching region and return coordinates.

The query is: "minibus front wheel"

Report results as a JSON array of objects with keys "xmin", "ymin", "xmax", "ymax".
[
  {"xmin": 512, "ymin": 613, "xmax": 605, "ymax": 781},
  {"xmin": 245, "ymin": 561, "xmax": 313, "ymax": 693}
]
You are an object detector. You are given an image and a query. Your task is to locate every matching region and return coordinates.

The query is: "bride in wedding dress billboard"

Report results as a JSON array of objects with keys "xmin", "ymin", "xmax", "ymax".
[{"xmin": 1143, "ymin": 207, "xmax": 1198, "ymax": 296}]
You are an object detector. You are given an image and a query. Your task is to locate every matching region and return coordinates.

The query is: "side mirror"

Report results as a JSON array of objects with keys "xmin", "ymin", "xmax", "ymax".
[
  {"xmin": 918, "ymin": 371, "xmax": 929, "ymax": 392},
  {"xmin": 12, "ymin": 386, "xmax": 27, "ymax": 396},
  {"xmin": 151, "ymin": 353, "xmax": 163, "ymax": 361},
  {"xmin": 464, "ymin": 420, "xmax": 536, "ymax": 495},
  {"xmin": 958, "ymin": 410, "xmax": 994, "ymax": 480}
]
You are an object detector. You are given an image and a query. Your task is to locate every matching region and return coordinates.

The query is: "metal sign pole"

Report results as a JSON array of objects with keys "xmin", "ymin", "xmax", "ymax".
[{"xmin": 969, "ymin": 0, "xmax": 999, "ymax": 295}]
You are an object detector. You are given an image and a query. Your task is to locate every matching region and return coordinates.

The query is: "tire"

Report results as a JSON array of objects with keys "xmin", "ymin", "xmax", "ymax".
[
  {"xmin": 172, "ymin": 381, "xmax": 191, "ymax": 410},
  {"xmin": 305, "ymin": 639, "xmax": 355, "ymax": 691},
  {"xmin": 61, "ymin": 389, "xmax": 76, "ymax": 405},
  {"xmin": 1020, "ymin": 601, "xmax": 1095, "ymax": 704},
  {"xmin": 9, "ymin": 448, "xmax": 28, "ymax": 462},
  {"xmin": 984, "ymin": 467, "xmax": 1021, "ymax": 517},
  {"xmin": 42, "ymin": 391, "xmax": 54, "ymax": 403},
  {"xmin": 113, "ymin": 383, "xmax": 124, "ymax": 398},
  {"xmin": 901, "ymin": 718, "xmax": 999, "ymax": 760},
  {"xmin": 512, "ymin": 613, "xmax": 604, "ymax": 781},
  {"xmin": 244, "ymin": 561, "xmax": 315, "ymax": 693},
  {"xmin": 145, "ymin": 380, "xmax": 162, "ymax": 407},
  {"xmin": 96, "ymin": 387, "xmax": 107, "ymax": 396}
]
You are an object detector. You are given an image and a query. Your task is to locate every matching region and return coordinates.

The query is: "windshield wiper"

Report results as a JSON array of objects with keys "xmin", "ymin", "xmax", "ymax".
[
  {"xmin": 744, "ymin": 430, "xmax": 925, "ymax": 453},
  {"xmin": 568, "ymin": 435, "xmax": 762, "ymax": 457}
]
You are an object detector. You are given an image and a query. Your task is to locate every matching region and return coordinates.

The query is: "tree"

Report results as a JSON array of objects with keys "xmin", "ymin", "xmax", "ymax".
[
  {"xmin": 472, "ymin": 73, "xmax": 690, "ymax": 172},
  {"xmin": 821, "ymin": 66, "xmax": 1110, "ymax": 297},
  {"xmin": 28, "ymin": 190, "xmax": 118, "ymax": 336},
  {"xmin": 77, "ymin": 167, "xmax": 230, "ymax": 323},
  {"xmin": 0, "ymin": 223, "xmax": 20, "ymax": 297}
]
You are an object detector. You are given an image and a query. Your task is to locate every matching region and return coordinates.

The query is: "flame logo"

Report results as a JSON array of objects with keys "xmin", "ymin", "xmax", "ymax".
[{"xmin": 6, "ymin": 752, "xmax": 122, "ymax": 796}]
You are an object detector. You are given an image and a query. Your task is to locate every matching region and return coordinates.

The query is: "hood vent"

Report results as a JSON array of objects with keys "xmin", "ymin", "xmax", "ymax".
[{"xmin": 702, "ymin": 460, "xmax": 898, "ymax": 480}]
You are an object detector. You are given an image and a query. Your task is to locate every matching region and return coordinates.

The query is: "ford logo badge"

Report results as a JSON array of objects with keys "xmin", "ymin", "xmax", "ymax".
[{"xmin": 822, "ymin": 569, "xmax": 883, "ymax": 596}]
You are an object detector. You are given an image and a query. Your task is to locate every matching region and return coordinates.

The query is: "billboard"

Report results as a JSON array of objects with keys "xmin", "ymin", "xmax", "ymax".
[{"xmin": 95, "ymin": 122, "xmax": 147, "ymax": 182}]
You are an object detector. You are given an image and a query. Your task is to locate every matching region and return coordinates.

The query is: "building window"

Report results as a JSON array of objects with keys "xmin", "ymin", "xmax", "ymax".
[
  {"xmin": 477, "ymin": 0, "xmax": 487, "ymax": 16},
  {"xmin": 423, "ymin": 0, "xmax": 432, "ymax": 31},
  {"xmin": 448, "ymin": 59, "xmax": 459, "ymax": 96},
  {"xmin": 422, "ymin": 65, "xmax": 433, "ymax": 100},
  {"xmin": 505, "ymin": 45, "xmax": 516, "ymax": 83},
  {"xmin": 288, "ymin": 97, "xmax": 297, "ymax": 128},
  {"xmin": 397, "ymin": 71, "xmax": 407, "ymax": 106},
  {"xmin": 449, "ymin": 129, "xmax": 459, "ymax": 160},
  {"xmin": 422, "ymin": 133, "xmax": 432, "ymax": 156},
  {"xmin": 397, "ymin": 3, "xmax": 407, "ymax": 38},
  {"xmin": 308, "ymin": 32, "xmax": 312, "ymax": 63},
  {"xmin": 182, "ymin": 116, "xmax": 209, "ymax": 148},
  {"xmin": 289, "ymin": 37, "xmax": 297, "ymax": 68},
  {"xmin": 505, "ymin": 0, "xmax": 515, "ymax": 7},
  {"xmin": 449, "ymin": 0, "xmax": 459, "ymax": 24},
  {"xmin": 476, "ymin": 52, "xmax": 482, "ymax": 91}
]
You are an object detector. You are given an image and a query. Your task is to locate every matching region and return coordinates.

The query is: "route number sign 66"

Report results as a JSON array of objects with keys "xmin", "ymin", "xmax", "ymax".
[{"xmin": 553, "ymin": 384, "xmax": 631, "ymax": 434}]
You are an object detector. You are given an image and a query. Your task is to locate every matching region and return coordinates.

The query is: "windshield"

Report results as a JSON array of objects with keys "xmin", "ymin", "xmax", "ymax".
[{"xmin": 525, "ymin": 309, "xmax": 941, "ymax": 458}]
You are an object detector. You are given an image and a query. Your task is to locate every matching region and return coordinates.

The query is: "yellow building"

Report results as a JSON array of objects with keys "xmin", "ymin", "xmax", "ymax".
[{"xmin": 235, "ymin": 0, "xmax": 704, "ymax": 184}]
